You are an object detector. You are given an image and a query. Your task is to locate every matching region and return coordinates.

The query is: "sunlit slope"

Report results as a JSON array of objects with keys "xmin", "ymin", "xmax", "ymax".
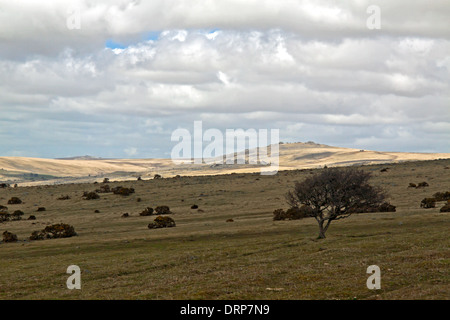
[{"xmin": 0, "ymin": 142, "xmax": 448, "ymax": 185}]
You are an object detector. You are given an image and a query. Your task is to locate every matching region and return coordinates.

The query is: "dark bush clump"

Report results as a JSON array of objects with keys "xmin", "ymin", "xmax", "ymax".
[
  {"xmin": 121, "ymin": 213, "xmax": 129, "ymax": 218},
  {"xmin": 37, "ymin": 207, "xmax": 46, "ymax": 212},
  {"xmin": 226, "ymin": 219, "xmax": 234, "ymax": 222},
  {"xmin": 273, "ymin": 205, "xmax": 313, "ymax": 221},
  {"xmin": 440, "ymin": 201, "xmax": 450, "ymax": 212},
  {"xmin": 0, "ymin": 212, "xmax": 11, "ymax": 223},
  {"xmin": 7, "ymin": 197, "xmax": 22, "ymax": 204},
  {"xmin": 148, "ymin": 216, "xmax": 176, "ymax": 229},
  {"xmin": 103, "ymin": 178, "xmax": 110, "ymax": 183},
  {"xmin": 408, "ymin": 183, "xmax": 417, "ymax": 188},
  {"xmin": 433, "ymin": 191, "xmax": 450, "ymax": 202},
  {"xmin": 0, "ymin": 205, "xmax": 8, "ymax": 211},
  {"xmin": 139, "ymin": 207, "xmax": 154, "ymax": 216},
  {"xmin": 112, "ymin": 186, "xmax": 135, "ymax": 196},
  {"xmin": 96, "ymin": 185, "xmax": 111, "ymax": 193},
  {"xmin": 416, "ymin": 182, "xmax": 429, "ymax": 188},
  {"xmin": 191, "ymin": 204, "xmax": 198, "ymax": 209},
  {"xmin": 94, "ymin": 210, "xmax": 100, "ymax": 213},
  {"xmin": 57, "ymin": 195, "xmax": 71, "ymax": 200},
  {"xmin": 380, "ymin": 168, "xmax": 389, "ymax": 172},
  {"xmin": 287, "ymin": 205, "xmax": 314, "ymax": 219},
  {"xmin": 155, "ymin": 206, "xmax": 172, "ymax": 215},
  {"xmin": 420, "ymin": 198, "xmax": 436, "ymax": 209},
  {"xmin": 154, "ymin": 174, "xmax": 162, "ymax": 179},
  {"xmin": 83, "ymin": 191, "xmax": 100, "ymax": 200},
  {"xmin": 273, "ymin": 208, "xmax": 286, "ymax": 221},
  {"xmin": 11, "ymin": 210, "xmax": 24, "ymax": 221},
  {"xmin": 377, "ymin": 202, "xmax": 396, "ymax": 212},
  {"xmin": 29, "ymin": 223, "xmax": 77, "ymax": 241},
  {"xmin": 27, "ymin": 215, "xmax": 36, "ymax": 220},
  {"xmin": 2, "ymin": 231, "xmax": 18, "ymax": 243},
  {"xmin": 348, "ymin": 202, "xmax": 396, "ymax": 213}
]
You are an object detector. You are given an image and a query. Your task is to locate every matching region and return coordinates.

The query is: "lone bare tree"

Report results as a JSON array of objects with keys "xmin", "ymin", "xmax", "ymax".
[{"xmin": 286, "ymin": 167, "xmax": 385, "ymax": 239}]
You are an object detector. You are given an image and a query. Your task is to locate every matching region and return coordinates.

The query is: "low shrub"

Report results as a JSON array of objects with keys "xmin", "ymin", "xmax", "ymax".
[
  {"xmin": 83, "ymin": 191, "xmax": 100, "ymax": 200},
  {"xmin": 348, "ymin": 202, "xmax": 396, "ymax": 213},
  {"xmin": 29, "ymin": 223, "xmax": 77, "ymax": 241},
  {"xmin": 273, "ymin": 208, "xmax": 286, "ymax": 221},
  {"xmin": 139, "ymin": 207, "xmax": 154, "ymax": 216},
  {"xmin": 155, "ymin": 206, "xmax": 172, "ymax": 215},
  {"xmin": 11, "ymin": 210, "xmax": 24, "ymax": 221},
  {"xmin": 273, "ymin": 205, "xmax": 313, "ymax": 221},
  {"xmin": 96, "ymin": 185, "xmax": 111, "ymax": 193},
  {"xmin": 112, "ymin": 186, "xmax": 135, "ymax": 196},
  {"xmin": 121, "ymin": 213, "xmax": 129, "ymax": 218},
  {"xmin": 7, "ymin": 197, "xmax": 22, "ymax": 204},
  {"xmin": 37, "ymin": 207, "xmax": 46, "ymax": 212},
  {"xmin": 27, "ymin": 215, "xmax": 36, "ymax": 220},
  {"xmin": 433, "ymin": 191, "xmax": 450, "ymax": 202},
  {"xmin": 420, "ymin": 198, "xmax": 436, "ymax": 209},
  {"xmin": 440, "ymin": 202, "xmax": 450, "ymax": 212},
  {"xmin": 408, "ymin": 183, "xmax": 417, "ymax": 188},
  {"xmin": 2, "ymin": 231, "xmax": 18, "ymax": 243},
  {"xmin": 0, "ymin": 212, "xmax": 11, "ymax": 222},
  {"xmin": 377, "ymin": 202, "xmax": 396, "ymax": 212},
  {"xmin": 57, "ymin": 195, "xmax": 71, "ymax": 200},
  {"xmin": 287, "ymin": 205, "xmax": 314, "ymax": 219},
  {"xmin": 148, "ymin": 216, "xmax": 176, "ymax": 229},
  {"xmin": 417, "ymin": 182, "xmax": 429, "ymax": 188},
  {"xmin": 191, "ymin": 204, "xmax": 198, "ymax": 209}
]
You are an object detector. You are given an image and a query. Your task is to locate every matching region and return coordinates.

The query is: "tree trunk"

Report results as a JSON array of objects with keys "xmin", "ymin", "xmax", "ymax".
[
  {"xmin": 318, "ymin": 219, "xmax": 332, "ymax": 239},
  {"xmin": 318, "ymin": 220, "xmax": 326, "ymax": 239}
]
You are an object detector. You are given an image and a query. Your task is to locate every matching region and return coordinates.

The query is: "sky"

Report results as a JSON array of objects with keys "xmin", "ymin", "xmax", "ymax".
[{"xmin": 0, "ymin": 0, "xmax": 449, "ymax": 159}]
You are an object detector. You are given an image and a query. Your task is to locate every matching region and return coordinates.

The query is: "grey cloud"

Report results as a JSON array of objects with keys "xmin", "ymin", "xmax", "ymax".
[{"xmin": 0, "ymin": 1, "xmax": 449, "ymax": 157}]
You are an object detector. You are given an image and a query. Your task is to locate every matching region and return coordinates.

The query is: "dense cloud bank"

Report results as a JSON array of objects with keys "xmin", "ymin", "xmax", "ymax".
[{"xmin": 0, "ymin": 1, "xmax": 449, "ymax": 158}]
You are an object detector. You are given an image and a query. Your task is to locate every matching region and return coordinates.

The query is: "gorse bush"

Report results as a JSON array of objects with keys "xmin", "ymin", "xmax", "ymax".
[
  {"xmin": 440, "ymin": 201, "xmax": 450, "ymax": 212},
  {"xmin": 139, "ymin": 207, "xmax": 154, "ymax": 216},
  {"xmin": 2, "ymin": 231, "xmax": 18, "ymax": 243},
  {"xmin": 416, "ymin": 182, "xmax": 429, "ymax": 188},
  {"xmin": 29, "ymin": 223, "xmax": 77, "ymax": 241},
  {"xmin": 83, "ymin": 191, "xmax": 100, "ymax": 200},
  {"xmin": 112, "ymin": 187, "xmax": 135, "ymax": 196},
  {"xmin": 273, "ymin": 206, "xmax": 315, "ymax": 221},
  {"xmin": 7, "ymin": 197, "xmax": 22, "ymax": 204},
  {"xmin": 155, "ymin": 206, "xmax": 172, "ymax": 215},
  {"xmin": 433, "ymin": 191, "xmax": 450, "ymax": 202},
  {"xmin": 148, "ymin": 216, "xmax": 176, "ymax": 229},
  {"xmin": 96, "ymin": 185, "xmax": 111, "ymax": 193},
  {"xmin": 420, "ymin": 198, "xmax": 436, "ymax": 209}
]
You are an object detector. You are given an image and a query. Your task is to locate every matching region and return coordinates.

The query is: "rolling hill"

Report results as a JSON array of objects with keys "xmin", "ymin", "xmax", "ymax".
[{"xmin": 0, "ymin": 142, "xmax": 449, "ymax": 186}]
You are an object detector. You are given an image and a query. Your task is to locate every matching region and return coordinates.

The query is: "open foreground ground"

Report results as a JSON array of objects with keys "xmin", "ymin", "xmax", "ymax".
[{"xmin": 0, "ymin": 159, "xmax": 449, "ymax": 299}]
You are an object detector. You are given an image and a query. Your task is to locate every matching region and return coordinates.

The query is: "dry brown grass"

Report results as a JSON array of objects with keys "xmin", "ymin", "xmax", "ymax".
[{"xmin": 0, "ymin": 159, "xmax": 449, "ymax": 300}]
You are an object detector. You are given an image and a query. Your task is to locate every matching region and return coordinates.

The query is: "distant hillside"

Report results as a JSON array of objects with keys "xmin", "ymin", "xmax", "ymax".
[
  {"xmin": 55, "ymin": 155, "xmax": 108, "ymax": 160},
  {"xmin": 0, "ymin": 142, "xmax": 449, "ymax": 186}
]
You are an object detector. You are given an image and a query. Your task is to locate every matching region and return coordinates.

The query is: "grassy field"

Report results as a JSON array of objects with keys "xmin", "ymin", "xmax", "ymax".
[{"xmin": 0, "ymin": 159, "xmax": 449, "ymax": 299}]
